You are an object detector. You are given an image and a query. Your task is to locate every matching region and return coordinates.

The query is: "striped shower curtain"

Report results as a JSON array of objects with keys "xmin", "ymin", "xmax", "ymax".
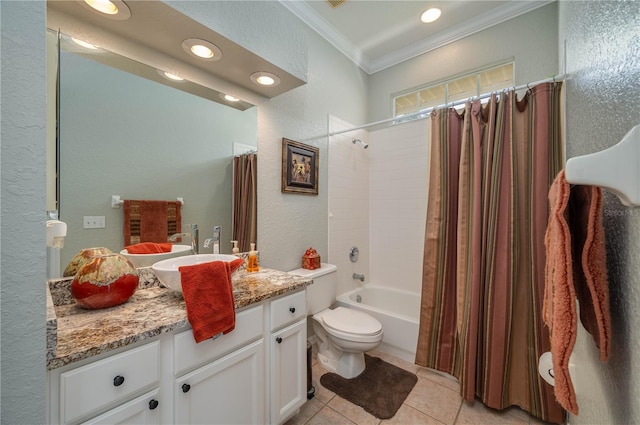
[
  {"xmin": 232, "ymin": 153, "xmax": 257, "ymax": 253},
  {"xmin": 415, "ymin": 83, "xmax": 565, "ymax": 424}
]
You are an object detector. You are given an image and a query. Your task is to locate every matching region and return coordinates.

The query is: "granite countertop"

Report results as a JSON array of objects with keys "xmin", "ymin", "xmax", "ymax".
[{"xmin": 46, "ymin": 264, "xmax": 312, "ymax": 370}]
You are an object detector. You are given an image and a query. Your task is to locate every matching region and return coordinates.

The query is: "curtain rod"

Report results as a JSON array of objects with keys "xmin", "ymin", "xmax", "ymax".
[{"xmin": 304, "ymin": 74, "xmax": 564, "ymax": 141}]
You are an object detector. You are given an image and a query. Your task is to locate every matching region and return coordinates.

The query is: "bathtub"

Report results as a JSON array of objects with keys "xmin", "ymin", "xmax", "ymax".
[{"xmin": 335, "ymin": 284, "xmax": 421, "ymax": 363}]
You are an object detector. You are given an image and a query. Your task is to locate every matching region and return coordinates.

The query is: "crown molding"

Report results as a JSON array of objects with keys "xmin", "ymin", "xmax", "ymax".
[
  {"xmin": 369, "ymin": 0, "xmax": 555, "ymax": 73},
  {"xmin": 280, "ymin": 0, "xmax": 553, "ymax": 75},
  {"xmin": 278, "ymin": 0, "xmax": 372, "ymax": 73}
]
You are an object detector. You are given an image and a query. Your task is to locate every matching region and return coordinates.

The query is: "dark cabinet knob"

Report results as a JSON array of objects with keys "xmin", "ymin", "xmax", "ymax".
[
  {"xmin": 148, "ymin": 399, "xmax": 159, "ymax": 410},
  {"xmin": 113, "ymin": 375, "xmax": 125, "ymax": 387},
  {"xmin": 182, "ymin": 383, "xmax": 191, "ymax": 393},
  {"xmin": 276, "ymin": 337, "xmax": 283, "ymax": 344},
  {"xmin": 289, "ymin": 307, "xmax": 296, "ymax": 313}
]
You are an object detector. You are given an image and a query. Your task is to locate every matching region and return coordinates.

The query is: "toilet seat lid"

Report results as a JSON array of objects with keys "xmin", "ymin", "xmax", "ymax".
[{"xmin": 322, "ymin": 307, "xmax": 382, "ymax": 336}]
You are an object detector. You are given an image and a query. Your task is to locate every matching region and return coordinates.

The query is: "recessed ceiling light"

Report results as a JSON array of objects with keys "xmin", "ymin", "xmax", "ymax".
[
  {"xmin": 220, "ymin": 93, "xmax": 240, "ymax": 102},
  {"xmin": 421, "ymin": 8, "xmax": 441, "ymax": 23},
  {"xmin": 182, "ymin": 38, "xmax": 222, "ymax": 61},
  {"xmin": 157, "ymin": 70, "xmax": 184, "ymax": 81},
  {"xmin": 250, "ymin": 71, "xmax": 281, "ymax": 87},
  {"xmin": 83, "ymin": 0, "xmax": 131, "ymax": 20},
  {"xmin": 71, "ymin": 37, "xmax": 98, "ymax": 50}
]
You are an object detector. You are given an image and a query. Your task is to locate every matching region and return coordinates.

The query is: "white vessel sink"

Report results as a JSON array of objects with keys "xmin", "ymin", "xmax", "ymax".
[
  {"xmin": 151, "ymin": 254, "xmax": 240, "ymax": 293},
  {"xmin": 120, "ymin": 244, "xmax": 192, "ymax": 268}
]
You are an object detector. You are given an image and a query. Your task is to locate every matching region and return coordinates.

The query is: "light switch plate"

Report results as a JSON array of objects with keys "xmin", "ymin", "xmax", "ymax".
[{"xmin": 83, "ymin": 216, "xmax": 105, "ymax": 229}]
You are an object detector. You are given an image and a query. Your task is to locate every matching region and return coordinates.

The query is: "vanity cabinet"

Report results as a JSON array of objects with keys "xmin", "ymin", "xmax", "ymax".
[
  {"xmin": 269, "ymin": 291, "xmax": 308, "ymax": 424},
  {"xmin": 48, "ymin": 289, "xmax": 307, "ymax": 425}
]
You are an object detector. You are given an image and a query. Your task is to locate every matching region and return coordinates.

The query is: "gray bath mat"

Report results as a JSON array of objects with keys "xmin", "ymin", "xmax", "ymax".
[{"xmin": 319, "ymin": 354, "xmax": 417, "ymax": 419}]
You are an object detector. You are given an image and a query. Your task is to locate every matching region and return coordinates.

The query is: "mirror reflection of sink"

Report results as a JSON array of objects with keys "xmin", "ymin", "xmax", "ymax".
[
  {"xmin": 151, "ymin": 254, "xmax": 240, "ymax": 293},
  {"xmin": 120, "ymin": 245, "xmax": 192, "ymax": 268}
]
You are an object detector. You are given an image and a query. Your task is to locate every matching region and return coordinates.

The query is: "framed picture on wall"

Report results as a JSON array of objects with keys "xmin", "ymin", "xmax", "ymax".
[{"xmin": 281, "ymin": 138, "xmax": 319, "ymax": 195}]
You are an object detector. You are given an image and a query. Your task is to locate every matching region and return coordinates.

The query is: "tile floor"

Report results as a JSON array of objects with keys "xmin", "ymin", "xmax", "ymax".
[{"xmin": 285, "ymin": 348, "xmax": 554, "ymax": 425}]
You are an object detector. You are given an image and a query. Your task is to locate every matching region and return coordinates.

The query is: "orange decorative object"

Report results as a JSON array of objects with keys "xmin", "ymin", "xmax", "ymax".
[
  {"xmin": 71, "ymin": 253, "xmax": 139, "ymax": 309},
  {"xmin": 302, "ymin": 247, "xmax": 321, "ymax": 270}
]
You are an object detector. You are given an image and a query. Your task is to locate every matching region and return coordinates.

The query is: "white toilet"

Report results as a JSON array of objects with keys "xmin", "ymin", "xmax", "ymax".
[{"xmin": 289, "ymin": 263, "xmax": 383, "ymax": 379}]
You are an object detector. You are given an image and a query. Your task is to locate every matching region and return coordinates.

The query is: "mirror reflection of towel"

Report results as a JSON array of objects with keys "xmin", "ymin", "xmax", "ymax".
[
  {"xmin": 179, "ymin": 258, "xmax": 245, "ymax": 343},
  {"xmin": 124, "ymin": 242, "xmax": 173, "ymax": 254},
  {"xmin": 123, "ymin": 200, "xmax": 181, "ymax": 245}
]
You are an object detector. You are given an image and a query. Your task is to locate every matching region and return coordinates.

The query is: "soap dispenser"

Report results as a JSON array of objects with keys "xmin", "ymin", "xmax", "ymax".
[
  {"xmin": 231, "ymin": 240, "xmax": 240, "ymax": 254},
  {"xmin": 46, "ymin": 219, "xmax": 67, "ymax": 279},
  {"xmin": 247, "ymin": 243, "xmax": 259, "ymax": 272}
]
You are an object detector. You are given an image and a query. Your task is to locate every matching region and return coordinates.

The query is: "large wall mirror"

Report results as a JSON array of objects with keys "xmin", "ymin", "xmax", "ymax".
[{"xmin": 49, "ymin": 31, "xmax": 258, "ymax": 267}]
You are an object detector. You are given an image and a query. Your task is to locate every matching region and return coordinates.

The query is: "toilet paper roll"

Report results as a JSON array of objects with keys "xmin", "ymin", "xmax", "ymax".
[{"xmin": 538, "ymin": 352, "xmax": 555, "ymax": 386}]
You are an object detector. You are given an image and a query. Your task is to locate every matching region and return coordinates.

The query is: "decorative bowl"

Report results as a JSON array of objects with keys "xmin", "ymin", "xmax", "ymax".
[{"xmin": 71, "ymin": 253, "xmax": 139, "ymax": 309}]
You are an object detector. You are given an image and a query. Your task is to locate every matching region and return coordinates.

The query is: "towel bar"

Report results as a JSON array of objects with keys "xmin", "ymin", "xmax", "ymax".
[
  {"xmin": 565, "ymin": 124, "xmax": 640, "ymax": 206},
  {"xmin": 111, "ymin": 195, "xmax": 184, "ymax": 208}
]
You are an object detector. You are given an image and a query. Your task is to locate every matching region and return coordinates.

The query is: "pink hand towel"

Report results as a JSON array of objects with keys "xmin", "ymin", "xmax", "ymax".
[
  {"xmin": 567, "ymin": 181, "xmax": 611, "ymax": 361},
  {"xmin": 544, "ymin": 170, "xmax": 578, "ymax": 414},
  {"xmin": 544, "ymin": 170, "xmax": 611, "ymax": 415}
]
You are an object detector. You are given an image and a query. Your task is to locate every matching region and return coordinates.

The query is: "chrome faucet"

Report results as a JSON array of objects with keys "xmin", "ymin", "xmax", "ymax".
[
  {"xmin": 203, "ymin": 226, "xmax": 221, "ymax": 254},
  {"xmin": 353, "ymin": 273, "xmax": 365, "ymax": 282},
  {"xmin": 169, "ymin": 224, "xmax": 199, "ymax": 254}
]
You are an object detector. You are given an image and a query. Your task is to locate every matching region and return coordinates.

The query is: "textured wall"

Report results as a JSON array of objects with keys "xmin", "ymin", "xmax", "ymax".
[
  {"xmin": 257, "ymin": 33, "xmax": 368, "ymax": 271},
  {"xmin": 0, "ymin": 1, "xmax": 48, "ymax": 424},
  {"xmin": 559, "ymin": 1, "xmax": 640, "ymax": 424},
  {"xmin": 170, "ymin": 2, "xmax": 368, "ymax": 271},
  {"xmin": 368, "ymin": 2, "xmax": 559, "ymax": 122}
]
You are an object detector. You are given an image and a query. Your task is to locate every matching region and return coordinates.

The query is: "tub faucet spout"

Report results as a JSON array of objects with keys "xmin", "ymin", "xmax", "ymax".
[{"xmin": 353, "ymin": 273, "xmax": 365, "ymax": 282}]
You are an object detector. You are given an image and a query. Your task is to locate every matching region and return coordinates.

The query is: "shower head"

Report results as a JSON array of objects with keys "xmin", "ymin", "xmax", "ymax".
[{"xmin": 352, "ymin": 138, "xmax": 368, "ymax": 149}]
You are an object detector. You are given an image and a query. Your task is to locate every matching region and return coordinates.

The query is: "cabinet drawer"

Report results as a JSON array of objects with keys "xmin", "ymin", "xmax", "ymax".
[
  {"xmin": 81, "ymin": 389, "xmax": 160, "ymax": 424},
  {"xmin": 270, "ymin": 290, "xmax": 306, "ymax": 331},
  {"xmin": 60, "ymin": 341, "xmax": 159, "ymax": 424},
  {"xmin": 174, "ymin": 304, "xmax": 263, "ymax": 375}
]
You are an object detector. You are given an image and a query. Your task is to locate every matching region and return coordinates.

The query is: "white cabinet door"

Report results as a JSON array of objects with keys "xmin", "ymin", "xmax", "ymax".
[
  {"xmin": 174, "ymin": 339, "xmax": 265, "ymax": 425},
  {"xmin": 270, "ymin": 320, "xmax": 306, "ymax": 425},
  {"xmin": 81, "ymin": 389, "xmax": 160, "ymax": 425}
]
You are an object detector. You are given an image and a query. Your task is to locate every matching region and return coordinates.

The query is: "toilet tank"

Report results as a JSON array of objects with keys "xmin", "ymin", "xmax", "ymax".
[{"xmin": 288, "ymin": 263, "xmax": 337, "ymax": 315}]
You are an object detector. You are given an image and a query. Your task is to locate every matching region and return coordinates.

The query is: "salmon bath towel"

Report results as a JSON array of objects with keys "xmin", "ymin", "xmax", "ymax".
[
  {"xmin": 124, "ymin": 242, "xmax": 173, "ymax": 254},
  {"xmin": 544, "ymin": 170, "xmax": 611, "ymax": 415},
  {"xmin": 179, "ymin": 258, "xmax": 245, "ymax": 343}
]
